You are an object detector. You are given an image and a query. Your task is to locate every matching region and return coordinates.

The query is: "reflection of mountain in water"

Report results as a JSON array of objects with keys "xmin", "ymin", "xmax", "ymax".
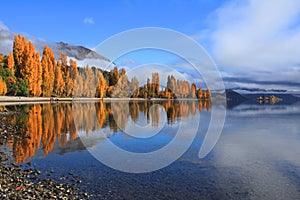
[
  {"xmin": 1, "ymin": 100, "xmax": 211, "ymax": 163},
  {"xmin": 227, "ymin": 102, "xmax": 300, "ymax": 116}
]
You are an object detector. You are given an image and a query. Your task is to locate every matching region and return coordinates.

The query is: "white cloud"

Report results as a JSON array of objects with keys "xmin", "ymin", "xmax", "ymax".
[
  {"xmin": 83, "ymin": 17, "xmax": 94, "ymax": 25},
  {"xmin": 0, "ymin": 21, "xmax": 9, "ymax": 31},
  {"xmin": 208, "ymin": 0, "xmax": 300, "ymax": 72},
  {"xmin": 121, "ymin": 58, "xmax": 136, "ymax": 67}
]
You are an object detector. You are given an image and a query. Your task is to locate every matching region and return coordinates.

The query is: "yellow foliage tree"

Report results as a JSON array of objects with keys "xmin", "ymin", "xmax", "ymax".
[
  {"xmin": 191, "ymin": 83, "xmax": 197, "ymax": 98},
  {"xmin": 66, "ymin": 59, "xmax": 78, "ymax": 97},
  {"xmin": 15, "ymin": 37, "xmax": 42, "ymax": 96},
  {"xmin": 53, "ymin": 61, "xmax": 65, "ymax": 96},
  {"xmin": 0, "ymin": 54, "xmax": 4, "ymax": 67},
  {"xmin": 41, "ymin": 46, "xmax": 56, "ymax": 97},
  {"xmin": 7, "ymin": 52, "xmax": 15, "ymax": 75},
  {"xmin": 96, "ymin": 72, "xmax": 107, "ymax": 98},
  {"xmin": 13, "ymin": 35, "xmax": 26, "ymax": 76},
  {"xmin": 0, "ymin": 77, "xmax": 7, "ymax": 95}
]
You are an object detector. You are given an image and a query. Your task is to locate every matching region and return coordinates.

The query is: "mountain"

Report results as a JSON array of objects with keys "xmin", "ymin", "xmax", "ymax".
[
  {"xmin": 225, "ymin": 89, "xmax": 300, "ymax": 108},
  {"xmin": 0, "ymin": 21, "xmax": 111, "ymax": 68},
  {"xmin": 225, "ymin": 89, "xmax": 247, "ymax": 108},
  {"xmin": 51, "ymin": 42, "xmax": 109, "ymax": 61}
]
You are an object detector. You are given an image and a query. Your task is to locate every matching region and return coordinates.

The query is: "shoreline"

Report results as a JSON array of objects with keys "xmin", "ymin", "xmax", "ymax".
[
  {"xmin": 0, "ymin": 96, "xmax": 211, "ymax": 105},
  {"xmin": 0, "ymin": 112, "xmax": 90, "ymax": 199}
]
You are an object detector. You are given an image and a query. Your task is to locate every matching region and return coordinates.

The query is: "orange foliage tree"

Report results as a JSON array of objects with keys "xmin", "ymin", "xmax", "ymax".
[
  {"xmin": 191, "ymin": 83, "xmax": 197, "ymax": 98},
  {"xmin": 66, "ymin": 59, "xmax": 78, "ymax": 96},
  {"xmin": 13, "ymin": 35, "xmax": 26, "ymax": 76},
  {"xmin": 53, "ymin": 61, "xmax": 65, "ymax": 96},
  {"xmin": 13, "ymin": 35, "xmax": 42, "ymax": 96},
  {"xmin": 7, "ymin": 52, "xmax": 15, "ymax": 74},
  {"xmin": 41, "ymin": 46, "xmax": 56, "ymax": 97},
  {"xmin": 95, "ymin": 72, "xmax": 107, "ymax": 98},
  {"xmin": 0, "ymin": 76, "xmax": 7, "ymax": 95}
]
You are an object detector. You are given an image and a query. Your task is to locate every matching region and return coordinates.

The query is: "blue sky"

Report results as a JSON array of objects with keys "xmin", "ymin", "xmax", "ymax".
[
  {"xmin": 1, "ymin": 0, "xmax": 300, "ymax": 92},
  {"xmin": 0, "ymin": 0, "xmax": 227, "ymax": 48}
]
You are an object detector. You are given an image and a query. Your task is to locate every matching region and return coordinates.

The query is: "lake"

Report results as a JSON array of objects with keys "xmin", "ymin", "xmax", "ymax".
[{"xmin": 1, "ymin": 100, "xmax": 300, "ymax": 199}]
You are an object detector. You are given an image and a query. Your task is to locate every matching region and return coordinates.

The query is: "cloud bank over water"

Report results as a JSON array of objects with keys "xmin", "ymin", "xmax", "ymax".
[
  {"xmin": 193, "ymin": 0, "xmax": 300, "ymax": 92},
  {"xmin": 211, "ymin": 0, "xmax": 300, "ymax": 71}
]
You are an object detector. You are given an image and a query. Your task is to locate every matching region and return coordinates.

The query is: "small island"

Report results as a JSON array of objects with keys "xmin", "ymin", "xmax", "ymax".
[{"xmin": 256, "ymin": 95, "xmax": 282, "ymax": 104}]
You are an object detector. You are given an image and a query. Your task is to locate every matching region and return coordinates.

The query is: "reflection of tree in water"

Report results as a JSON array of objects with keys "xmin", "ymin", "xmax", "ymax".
[
  {"xmin": 42, "ymin": 104, "xmax": 54, "ymax": 154},
  {"xmin": 111, "ymin": 102, "xmax": 130, "ymax": 131},
  {"xmin": 129, "ymin": 101, "xmax": 139, "ymax": 122},
  {"xmin": 11, "ymin": 104, "xmax": 78, "ymax": 163},
  {"xmin": 13, "ymin": 105, "xmax": 42, "ymax": 164},
  {"xmin": 150, "ymin": 105, "xmax": 160, "ymax": 128},
  {"xmin": 6, "ymin": 100, "xmax": 210, "ymax": 163}
]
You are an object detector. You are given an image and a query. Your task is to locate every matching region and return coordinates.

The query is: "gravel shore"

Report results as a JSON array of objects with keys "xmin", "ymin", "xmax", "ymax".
[{"xmin": 0, "ymin": 110, "xmax": 90, "ymax": 199}]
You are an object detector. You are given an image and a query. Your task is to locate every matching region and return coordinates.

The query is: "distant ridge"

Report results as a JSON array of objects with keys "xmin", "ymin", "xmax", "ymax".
[
  {"xmin": 225, "ymin": 90, "xmax": 247, "ymax": 108},
  {"xmin": 225, "ymin": 89, "xmax": 300, "ymax": 108},
  {"xmin": 0, "ymin": 22, "xmax": 111, "ymax": 68},
  {"xmin": 51, "ymin": 42, "xmax": 110, "ymax": 62}
]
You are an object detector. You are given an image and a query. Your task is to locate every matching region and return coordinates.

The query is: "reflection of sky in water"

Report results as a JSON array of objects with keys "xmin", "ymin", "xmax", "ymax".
[
  {"xmin": 4, "ymin": 102, "xmax": 300, "ymax": 199},
  {"xmin": 208, "ymin": 104, "xmax": 300, "ymax": 199}
]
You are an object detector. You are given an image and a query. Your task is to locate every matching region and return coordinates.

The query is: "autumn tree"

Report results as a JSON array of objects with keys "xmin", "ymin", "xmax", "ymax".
[
  {"xmin": 41, "ymin": 46, "xmax": 56, "ymax": 97},
  {"xmin": 152, "ymin": 72, "xmax": 160, "ymax": 97},
  {"xmin": 197, "ymin": 87, "xmax": 203, "ymax": 99},
  {"xmin": 109, "ymin": 66, "xmax": 120, "ymax": 86},
  {"xmin": 0, "ymin": 54, "xmax": 4, "ymax": 67},
  {"xmin": 57, "ymin": 53, "xmax": 78, "ymax": 97},
  {"xmin": 139, "ymin": 85, "xmax": 148, "ymax": 98},
  {"xmin": 204, "ymin": 88, "xmax": 211, "ymax": 99},
  {"xmin": 176, "ymin": 80, "xmax": 190, "ymax": 98},
  {"xmin": 160, "ymin": 88, "xmax": 172, "ymax": 99},
  {"xmin": 53, "ymin": 61, "xmax": 65, "ymax": 96},
  {"xmin": 59, "ymin": 52, "xmax": 68, "ymax": 66},
  {"xmin": 33, "ymin": 52, "xmax": 42, "ymax": 96},
  {"xmin": 19, "ymin": 41, "xmax": 42, "ymax": 96},
  {"xmin": 191, "ymin": 83, "xmax": 197, "ymax": 98},
  {"xmin": 73, "ymin": 66, "xmax": 101, "ymax": 97},
  {"xmin": 130, "ymin": 76, "xmax": 139, "ymax": 98},
  {"xmin": 95, "ymin": 72, "xmax": 107, "ymax": 98},
  {"xmin": 73, "ymin": 71, "xmax": 84, "ymax": 97},
  {"xmin": 59, "ymin": 53, "xmax": 68, "ymax": 96},
  {"xmin": 83, "ymin": 66, "xmax": 98, "ymax": 97},
  {"xmin": 63, "ymin": 59, "xmax": 78, "ymax": 97},
  {"xmin": 0, "ymin": 76, "xmax": 7, "ymax": 95},
  {"xmin": 7, "ymin": 52, "xmax": 15, "ymax": 74},
  {"xmin": 13, "ymin": 35, "xmax": 26, "ymax": 77},
  {"xmin": 111, "ymin": 69, "xmax": 130, "ymax": 98},
  {"xmin": 11, "ymin": 35, "xmax": 42, "ymax": 96},
  {"xmin": 146, "ymin": 78, "xmax": 151, "ymax": 97},
  {"xmin": 167, "ymin": 75, "xmax": 176, "ymax": 94}
]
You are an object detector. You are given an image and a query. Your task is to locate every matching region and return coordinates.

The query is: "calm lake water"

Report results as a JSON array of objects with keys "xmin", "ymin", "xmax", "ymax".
[{"xmin": 1, "ymin": 100, "xmax": 300, "ymax": 199}]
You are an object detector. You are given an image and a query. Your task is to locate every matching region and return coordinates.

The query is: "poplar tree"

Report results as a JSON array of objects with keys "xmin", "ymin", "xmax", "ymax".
[
  {"xmin": 41, "ymin": 46, "xmax": 56, "ymax": 97},
  {"xmin": 7, "ymin": 52, "xmax": 15, "ymax": 75},
  {"xmin": 0, "ymin": 77, "xmax": 7, "ymax": 95}
]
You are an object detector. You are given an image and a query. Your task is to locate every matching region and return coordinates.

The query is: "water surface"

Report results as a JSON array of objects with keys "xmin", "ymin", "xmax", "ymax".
[{"xmin": 1, "ymin": 100, "xmax": 300, "ymax": 199}]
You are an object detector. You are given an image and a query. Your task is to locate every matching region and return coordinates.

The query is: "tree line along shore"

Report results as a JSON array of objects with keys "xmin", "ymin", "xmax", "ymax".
[{"xmin": 0, "ymin": 34, "xmax": 211, "ymax": 100}]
